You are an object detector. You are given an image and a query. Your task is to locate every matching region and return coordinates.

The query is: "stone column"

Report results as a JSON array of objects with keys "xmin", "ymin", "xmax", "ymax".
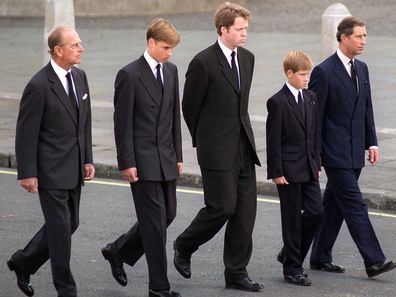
[
  {"xmin": 321, "ymin": 3, "xmax": 351, "ymax": 60},
  {"xmin": 44, "ymin": 0, "xmax": 75, "ymax": 65}
]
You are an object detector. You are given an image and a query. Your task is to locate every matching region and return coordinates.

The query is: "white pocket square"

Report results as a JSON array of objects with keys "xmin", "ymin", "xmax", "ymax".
[{"xmin": 82, "ymin": 94, "xmax": 88, "ymax": 100}]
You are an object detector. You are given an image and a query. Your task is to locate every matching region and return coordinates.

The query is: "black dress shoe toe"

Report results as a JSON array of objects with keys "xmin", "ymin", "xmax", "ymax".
[
  {"xmin": 310, "ymin": 261, "xmax": 345, "ymax": 273},
  {"xmin": 284, "ymin": 274, "xmax": 312, "ymax": 286},
  {"xmin": 173, "ymin": 242, "xmax": 191, "ymax": 279},
  {"xmin": 366, "ymin": 260, "xmax": 396, "ymax": 278},
  {"xmin": 225, "ymin": 277, "xmax": 264, "ymax": 292},
  {"xmin": 7, "ymin": 260, "xmax": 34, "ymax": 297},
  {"xmin": 149, "ymin": 290, "xmax": 181, "ymax": 297},
  {"xmin": 101, "ymin": 244, "xmax": 128, "ymax": 286},
  {"xmin": 277, "ymin": 249, "xmax": 308, "ymax": 277}
]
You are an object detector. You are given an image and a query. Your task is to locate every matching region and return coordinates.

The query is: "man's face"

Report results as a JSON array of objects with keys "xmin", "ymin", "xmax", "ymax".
[
  {"xmin": 343, "ymin": 25, "xmax": 367, "ymax": 58},
  {"xmin": 148, "ymin": 38, "xmax": 174, "ymax": 63},
  {"xmin": 56, "ymin": 28, "xmax": 84, "ymax": 69},
  {"xmin": 287, "ymin": 69, "xmax": 311, "ymax": 90},
  {"xmin": 220, "ymin": 16, "xmax": 249, "ymax": 50}
]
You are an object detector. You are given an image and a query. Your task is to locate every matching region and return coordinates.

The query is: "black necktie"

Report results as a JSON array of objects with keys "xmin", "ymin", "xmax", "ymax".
[
  {"xmin": 66, "ymin": 72, "xmax": 78, "ymax": 115},
  {"xmin": 156, "ymin": 63, "xmax": 163, "ymax": 93},
  {"xmin": 231, "ymin": 51, "xmax": 239, "ymax": 91},
  {"xmin": 350, "ymin": 60, "xmax": 357, "ymax": 90},
  {"xmin": 298, "ymin": 91, "xmax": 305, "ymax": 119}
]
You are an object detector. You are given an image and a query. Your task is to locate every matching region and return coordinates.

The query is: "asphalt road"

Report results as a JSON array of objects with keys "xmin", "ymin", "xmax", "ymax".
[{"xmin": 1, "ymin": 168, "xmax": 396, "ymax": 297}]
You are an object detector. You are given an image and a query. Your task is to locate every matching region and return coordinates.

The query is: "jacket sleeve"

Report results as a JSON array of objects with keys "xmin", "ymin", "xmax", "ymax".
[
  {"xmin": 15, "ymin": 82, "xmax": 45, "ymax": 180},
  {"xmin": 266, "ymin": 97, "xmax": 283, "ymax": 179},
  {"xmin": 82, "ymin": 70, "xmax": 93, "ymax": 165},
  {"xmin": 113, "ymin": 69, "xmax": 136, "ymax": 170},
  {"xmin": 172, "ymin": 66, "xmax": 183, "ymax": 162},
  {"xmin": 182, "ymin": 57, "xmax": 208, "ymax": 147}
]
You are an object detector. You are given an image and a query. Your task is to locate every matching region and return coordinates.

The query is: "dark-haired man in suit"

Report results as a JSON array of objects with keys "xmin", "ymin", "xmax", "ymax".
[
  {"xmin": 101, "ymin": 18, "xmax": 183, "ymax": 297},
  {"xmin": 309, "ymin": 16, "xmax": 396, "ymax": 278},
  {"xmin": 7, "ymin": 26, "xmax": 94, "ymax": 297},
  {"xmin": 173, "ymin": 1, "xmax": 263, "ymax": 292}
]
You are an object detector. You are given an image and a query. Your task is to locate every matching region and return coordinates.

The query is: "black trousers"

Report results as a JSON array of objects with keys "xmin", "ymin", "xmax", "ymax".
[
  {"xmin": 175, "ymin": 134, "xmax": 257, "ymax": 281},
  {"xmin": 277, "ymin": 180, "xmax": 323, "ymax": 276},
  {"xmin": 10, "ymin": 186, "xmax": 81, "ymax": 297},
  {"xmin": 111, "ymin": 180, "xmax": 177, "ymax": 291}
]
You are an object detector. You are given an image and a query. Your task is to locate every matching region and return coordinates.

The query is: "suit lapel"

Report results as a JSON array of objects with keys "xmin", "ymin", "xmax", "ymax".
[
  {"xmin": 332, "ymin": 54, "xmax": 358, "ymax": 101},
  {"xmin": 47, "ymin": 63, "xmax": 78, "ymax": 126},
  {"xmin": 214, "ymin": 43, "xmax": 239, "ymax": 94},
  {"xmin": 283, "ymin": 85, "xmax": 305, "ymax": 129},
  {"xmin": 138, "ymin": 56, "xmax": 162, "ymax": 107}
]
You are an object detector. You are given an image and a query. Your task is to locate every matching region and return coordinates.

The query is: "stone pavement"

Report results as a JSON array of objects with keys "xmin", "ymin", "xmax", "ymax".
[{"xmin": 1, "ymin": 17, "xmax": 396, "ymax": 210}]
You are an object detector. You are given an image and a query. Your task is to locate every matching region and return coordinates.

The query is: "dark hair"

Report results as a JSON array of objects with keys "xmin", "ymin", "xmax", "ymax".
[
  {"xmin": 214, "ymin": 1, "xmax": 250, "ymax": 36},
  {"xmin": 336, "ymin": 16, "xmax": 365, "ymax": 42},
  {"xmin": 146, "ymin": 18, "xmax": 180, "ymax": 47}
]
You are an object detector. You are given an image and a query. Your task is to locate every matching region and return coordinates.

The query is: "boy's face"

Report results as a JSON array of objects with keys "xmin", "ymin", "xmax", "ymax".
[{"xmin": 286, "ymin": 69, "xmax": 311, "ymax": 89}]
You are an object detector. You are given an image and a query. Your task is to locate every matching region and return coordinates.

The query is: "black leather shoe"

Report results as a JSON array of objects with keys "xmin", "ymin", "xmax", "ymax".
[
  {"xmin": 366, "ymin": 260, "xmax": 396, "ymax": 278},
  {"xmin": 101, "ymin": 244, "xmax": 127, "ymax": 286},
  {"xmin": 149, "ymin": 290, "xmax": 181, "ymax": 297},
  {"xmin": 173, "ymin": 242, "xmax": 191, "ymax": 279},
  {"xmin": 310, "ymin": 261, "xmax": 345, "ymax": 273},
  {"xmin": 7, "ymin": 260, "xmax": 34, "ymax": 297},
  {"xmin": 277, "ymin": 249, "xmax": 308, "ymax": 277},
  {"xmin": 225, "ymin": 277, "xmax": 264, "ymax": 292},
  {"xmin": 284, "ymin": 274, "xmax": 312, "ymax": 286}
]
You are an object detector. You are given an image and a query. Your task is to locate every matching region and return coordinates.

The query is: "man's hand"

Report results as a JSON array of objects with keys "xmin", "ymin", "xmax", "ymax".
[
  {"xmin": 272, "ymin": 176, "xmax": 289, "ymax": 185},
  {"xmin": 368, "ymin": 148, "xmax": 379, "ymax": 166},
  {"xmin": 20, "ymin": 177, "xmax": 38, "ymax": 193},
  {"xmin": 177, "ymin": 162, "xmax": 183, "ymax": 175},
  {"xmin": 84, "ymin": 164, "xmax": 95, "ymax": 181},
  {"xmin": 122, "ymin": 167, "xmax": 139, "ymax": 183}
]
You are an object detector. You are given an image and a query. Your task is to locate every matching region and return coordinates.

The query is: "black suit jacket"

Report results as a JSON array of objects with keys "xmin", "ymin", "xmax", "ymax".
[
  {"xmin": 15, "ymin": 62, "xmax": 93, "ymax": 189},
  {"xmin": 113, "ymin": 56, "xmax": 182, "ymax": 181},
  {"xmin": 182, "ymin": 42, "xmax": 260, "ymax": 170},
  {"xmin": 266, "ymin": 85, "xmax": 320, "ymax": 183},
  {"xmin": 309, "ymin": 53, "xmax": 377, "ymax": 169}
]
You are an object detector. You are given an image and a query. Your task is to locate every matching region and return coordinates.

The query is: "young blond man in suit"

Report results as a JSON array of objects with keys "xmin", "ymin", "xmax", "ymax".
[{"xmin": 101, "ymin": 18, "xmax": 183, "ymax": 297}]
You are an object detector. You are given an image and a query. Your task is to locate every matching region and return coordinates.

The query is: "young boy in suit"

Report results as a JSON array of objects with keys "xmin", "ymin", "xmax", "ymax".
[{"xmin": 266, "ymin": 51, "xmax": 323, "ymax": 286}]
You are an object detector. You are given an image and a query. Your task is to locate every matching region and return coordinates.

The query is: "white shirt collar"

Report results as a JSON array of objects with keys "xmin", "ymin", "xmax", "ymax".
[
  {"xmin": 144, "ymin": 50, "xmax": 162, "ymax": 72},
  {"xmin": 50, "ymin": 59, "xmax": 71, "ymax": 93},
  {"xmin": 286, "ymin": 81, "xmax": 302, "ymax": 102},
  {"xmin": 217, "ymin": 37, "xmax": 238, "ymax": 68},
  {"xmin": 337, "ymin": 48, "xmax": 353, "ymax": 66}
]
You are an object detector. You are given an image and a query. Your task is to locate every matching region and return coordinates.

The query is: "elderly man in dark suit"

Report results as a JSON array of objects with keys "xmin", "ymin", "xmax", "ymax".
[
  {"xmin": 173, "ymin": 2, "xmax": 263, "ymax": 292},
  {"xmin": 7, "ymin": 26, "xmax": 94, "ymax": 297},
  {"xmin": 309, "ymin": 16, "xmax": 396, "ymax": 278},
  {"xmin": 101, "ymin": 18, "xmax": 182, "ymax": 297}
]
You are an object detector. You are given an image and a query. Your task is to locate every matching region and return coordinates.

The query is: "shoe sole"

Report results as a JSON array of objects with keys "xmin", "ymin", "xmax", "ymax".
[
  {"xmin": 310, "ymin": 264, "xmax": 345, "ymax": 273},
  {"xmin": 284, "ymin": 278, "xmax": 312, "ymax": 286},
  {"xmin": 101, "ymin": 247, "xmax": 128, "ymax": 287},
  {"xmin": 367, "ymin": 262, "xmax": 396, "ymax": 278},
  {"xmin": 173, "ymin": 258, "xmax": 191, "ymax": 279},
  {"xmin": 225, "ymin": 284, "xmax": 264, "ymax": 292}
]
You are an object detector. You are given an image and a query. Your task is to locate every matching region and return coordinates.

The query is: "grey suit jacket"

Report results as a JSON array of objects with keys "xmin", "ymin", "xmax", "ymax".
[
  {"xmin": 15, "ymin": 62, "xmax": 93, "ymax": 189},
  {"xmin": 113, "ymin": 56, "xmax": 182, "ymax": 181}
]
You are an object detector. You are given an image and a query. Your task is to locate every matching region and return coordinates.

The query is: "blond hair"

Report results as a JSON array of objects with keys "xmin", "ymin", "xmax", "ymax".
[
  {"xmin": 146, "ymin": 18, "xmax": 180, "ymax": 47},
  {"xmin": 283, "ymin": 51, "xmax": 313, "ymax": 74}
]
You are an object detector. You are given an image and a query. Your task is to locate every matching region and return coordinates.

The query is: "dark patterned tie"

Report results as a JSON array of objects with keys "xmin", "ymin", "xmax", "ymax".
[
  {"xmin": 298, "ymin": 90, "xmax": 305, "ymax": 119},
  {"xmin": 231, "ymin": 51, "xmax": 239, "ymax": 91},
  {"xmin": 66, "ymin": 72, "xmax": 78, "ymax": 117},
  {"xmin": 350, "ymin": 60, "xmax": 357, "ymax": 91},
  {"xmin": 156, "ymin": 63, "xmax": 163, "ymax": 93}
]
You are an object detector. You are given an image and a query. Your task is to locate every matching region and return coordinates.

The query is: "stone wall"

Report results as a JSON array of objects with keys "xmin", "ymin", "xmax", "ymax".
[{"xmin": 0, "ymin": 0, "xmax": 226, "ymax": 17}]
